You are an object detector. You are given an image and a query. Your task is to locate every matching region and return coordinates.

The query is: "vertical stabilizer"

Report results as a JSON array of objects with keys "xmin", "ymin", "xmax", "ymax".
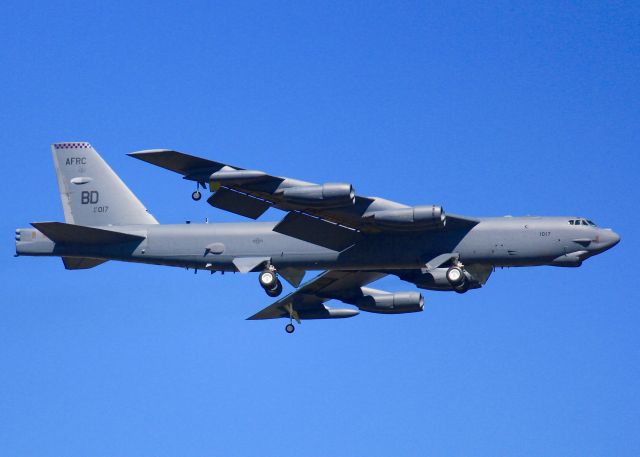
[{"xmin": 52, "ymin": 142, "xmax": 158, "ymax": 226}]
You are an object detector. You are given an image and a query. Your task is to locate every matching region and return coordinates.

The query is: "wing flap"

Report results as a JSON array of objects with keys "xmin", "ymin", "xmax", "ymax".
[{"xmin": 206, "ymin": 188, "xmax": 271, "ymax": 219}]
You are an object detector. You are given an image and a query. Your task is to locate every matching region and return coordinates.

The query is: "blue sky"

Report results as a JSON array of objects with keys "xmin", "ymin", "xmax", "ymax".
[{"xmin": 1, "ymin": 1, "xmax": 638, "ymax": 455}]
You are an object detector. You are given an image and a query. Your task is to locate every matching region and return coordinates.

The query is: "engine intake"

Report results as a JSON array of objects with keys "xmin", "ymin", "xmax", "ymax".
[
  {"xmin": 366, "ymin": 205, "xmax": 445, "ymax": 230},
  {"xmin": 279, "ymin": 183, "xmax": 355, "ymax": 208},
  {"xmin": 356, "ymin": 288, "xmax": 424, "ymax": 314}
]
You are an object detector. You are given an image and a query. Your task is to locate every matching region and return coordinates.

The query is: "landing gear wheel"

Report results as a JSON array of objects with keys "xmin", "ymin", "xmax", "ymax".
[
  {"xmin": 265, "ymin": 280, "xmax": 283, "ymax": 297},
  {"xmin": 191, "ymin": 190, "xmax": 202, "ymax": 201},
  {"xmin": 446, "ymin": 266, "xmax": 465, "ymax": 286},
  {"xmin": 285, "ymin": 323, "xmax": 295, "ymax": 334},
  {"xmin": 259, "ymin": 270, "xmax": 277, "ymax": 289},
  {"xmin": 454, "ymin": 282, "xmax": 469, "ymax": 294}
]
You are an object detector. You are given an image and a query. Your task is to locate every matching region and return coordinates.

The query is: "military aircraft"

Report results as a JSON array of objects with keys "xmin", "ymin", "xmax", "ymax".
[{"xmin": 15, "ymin": 143, "xmax": 620, "ymax": 333}]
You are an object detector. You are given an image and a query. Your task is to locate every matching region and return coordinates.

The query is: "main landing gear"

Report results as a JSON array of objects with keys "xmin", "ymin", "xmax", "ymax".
[
  {"xmin": 259, "ymin": 267, "xmax": 283, "ymax": 297},
  {"xmin": 285, "ymin": 323, "xmax": 295, "ymax": 334},
  {"xmin": 446, "ymin": 264, "xmax": 469, "ymax": 294}
]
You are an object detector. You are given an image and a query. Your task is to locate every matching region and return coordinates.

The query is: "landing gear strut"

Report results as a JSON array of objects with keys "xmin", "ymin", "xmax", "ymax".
[
  {"xmin": 284, "ymin": 303, "xmax": 298, "ymax": 334},
  {"xmin": 259, "ymin": 267, "xmax": 283, "ymax": 297}
]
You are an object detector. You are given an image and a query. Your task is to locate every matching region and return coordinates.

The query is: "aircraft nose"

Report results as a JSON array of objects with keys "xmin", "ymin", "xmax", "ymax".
[{"xmin": 600, "ymin": 229, "xmax": 620, "ymax": 250}]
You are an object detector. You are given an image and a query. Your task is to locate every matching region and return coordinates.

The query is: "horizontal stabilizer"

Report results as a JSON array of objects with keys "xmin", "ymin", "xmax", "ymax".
[
  {"xmin": 273, "ymin": 212, "xmax": 359, "ymax": 251},
  {"xmin": 32, "ymin": 222, "xmax": 146, "ymax": 245},
  {"xmin": 62, "ymin": 257, "xmax": 108, "ymax": 270},
  {"xmin": 207, "ymin": 188, "xmax": 270, "ymax": 219}
]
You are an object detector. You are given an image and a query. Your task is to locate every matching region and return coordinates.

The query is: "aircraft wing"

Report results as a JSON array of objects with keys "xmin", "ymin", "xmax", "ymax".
[
  {"xmin": 247, "ymin": 270, "xmax": 387, "ymax": 321},
  {"xmin": 129, "ymin": 149, "xmax": 479, "ymax": 250}
]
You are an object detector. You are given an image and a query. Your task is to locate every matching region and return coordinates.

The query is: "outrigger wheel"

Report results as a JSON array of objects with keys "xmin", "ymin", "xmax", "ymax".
[
  {"xmin": 285, "ymin": 303, "xmax": 298, "ymax": 334},
  {"xmin": 192, "ymin": 182, "xmax": 203, "ymax": 201}
]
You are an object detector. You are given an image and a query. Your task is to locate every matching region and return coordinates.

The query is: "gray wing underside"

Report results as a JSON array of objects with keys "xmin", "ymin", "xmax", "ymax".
[
  {"xmin": 128, "ymin": 149, "xmax": 382, "ymax": 223},
  {"xmin": 128, "ymin": 149, "xmax": 479, "ymax": 250},
  {"xmin": 247, "ymin": 270, "xmax": 387, "ymax": 320}
]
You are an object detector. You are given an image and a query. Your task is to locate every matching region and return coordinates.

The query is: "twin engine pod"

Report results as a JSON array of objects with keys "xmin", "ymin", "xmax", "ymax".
[
  {"xmin": 208, "ymin": 169, "xmax": 269, "ymax": 187},
  {"xmin": 207, "ymin": 168, "xmax": 356, "ymax": 210},
  {"xmin": 356, "ymin": 288, "xmax": 424, "ymax": 314},
  {"xmin": 276, "ymin": 183, "xmax": 355, "ymax": 208},
  {"xmin": 365, "ymin": 205, "xmax": 446, "ymax": 230}
]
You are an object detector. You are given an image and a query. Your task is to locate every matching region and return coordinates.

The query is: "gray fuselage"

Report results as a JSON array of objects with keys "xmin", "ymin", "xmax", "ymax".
[{"xmin": 16, "ymin": 216, "xmax": 620, "ymax": 272}]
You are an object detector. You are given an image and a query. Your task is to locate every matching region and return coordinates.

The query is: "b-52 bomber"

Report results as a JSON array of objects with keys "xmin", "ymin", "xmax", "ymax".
[{"xmin": 16, "ymin": 143, "xmax": 620, "ymax": 333}]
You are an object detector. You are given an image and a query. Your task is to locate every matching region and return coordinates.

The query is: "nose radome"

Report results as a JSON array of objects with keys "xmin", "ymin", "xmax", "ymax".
[
  {"xmin": 610, "ymin": 231, "xmax": 620, "ymax": 246},
  {"xmin": 602, "ymin": 230, "xmax": 620, "ymax": 249}
]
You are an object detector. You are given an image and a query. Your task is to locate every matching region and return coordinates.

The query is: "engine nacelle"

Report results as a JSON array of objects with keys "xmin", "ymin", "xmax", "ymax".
[
  {"xmin": 356, "ymin": 289, "xmax": 424, "ymax": 314},
  {"xmin": 208, "ymin": 169, "xmax": 268, "ymax": 186},
  {"xmin": 398, "ymin": 266, "xmax": 491, "ymax": 292},
  {"xmin": 366, "ymin": 205, "xmax": 445, "ymax": 230},
  {"xmin": 279, "ymin": 183, "xmax": 355, "ymax": 208}
]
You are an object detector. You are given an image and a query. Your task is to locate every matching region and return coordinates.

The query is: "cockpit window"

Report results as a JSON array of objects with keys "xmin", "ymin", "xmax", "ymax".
[{"xmin": 569, "ymin": 218, "xmax": 596, "ymax": 226}]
